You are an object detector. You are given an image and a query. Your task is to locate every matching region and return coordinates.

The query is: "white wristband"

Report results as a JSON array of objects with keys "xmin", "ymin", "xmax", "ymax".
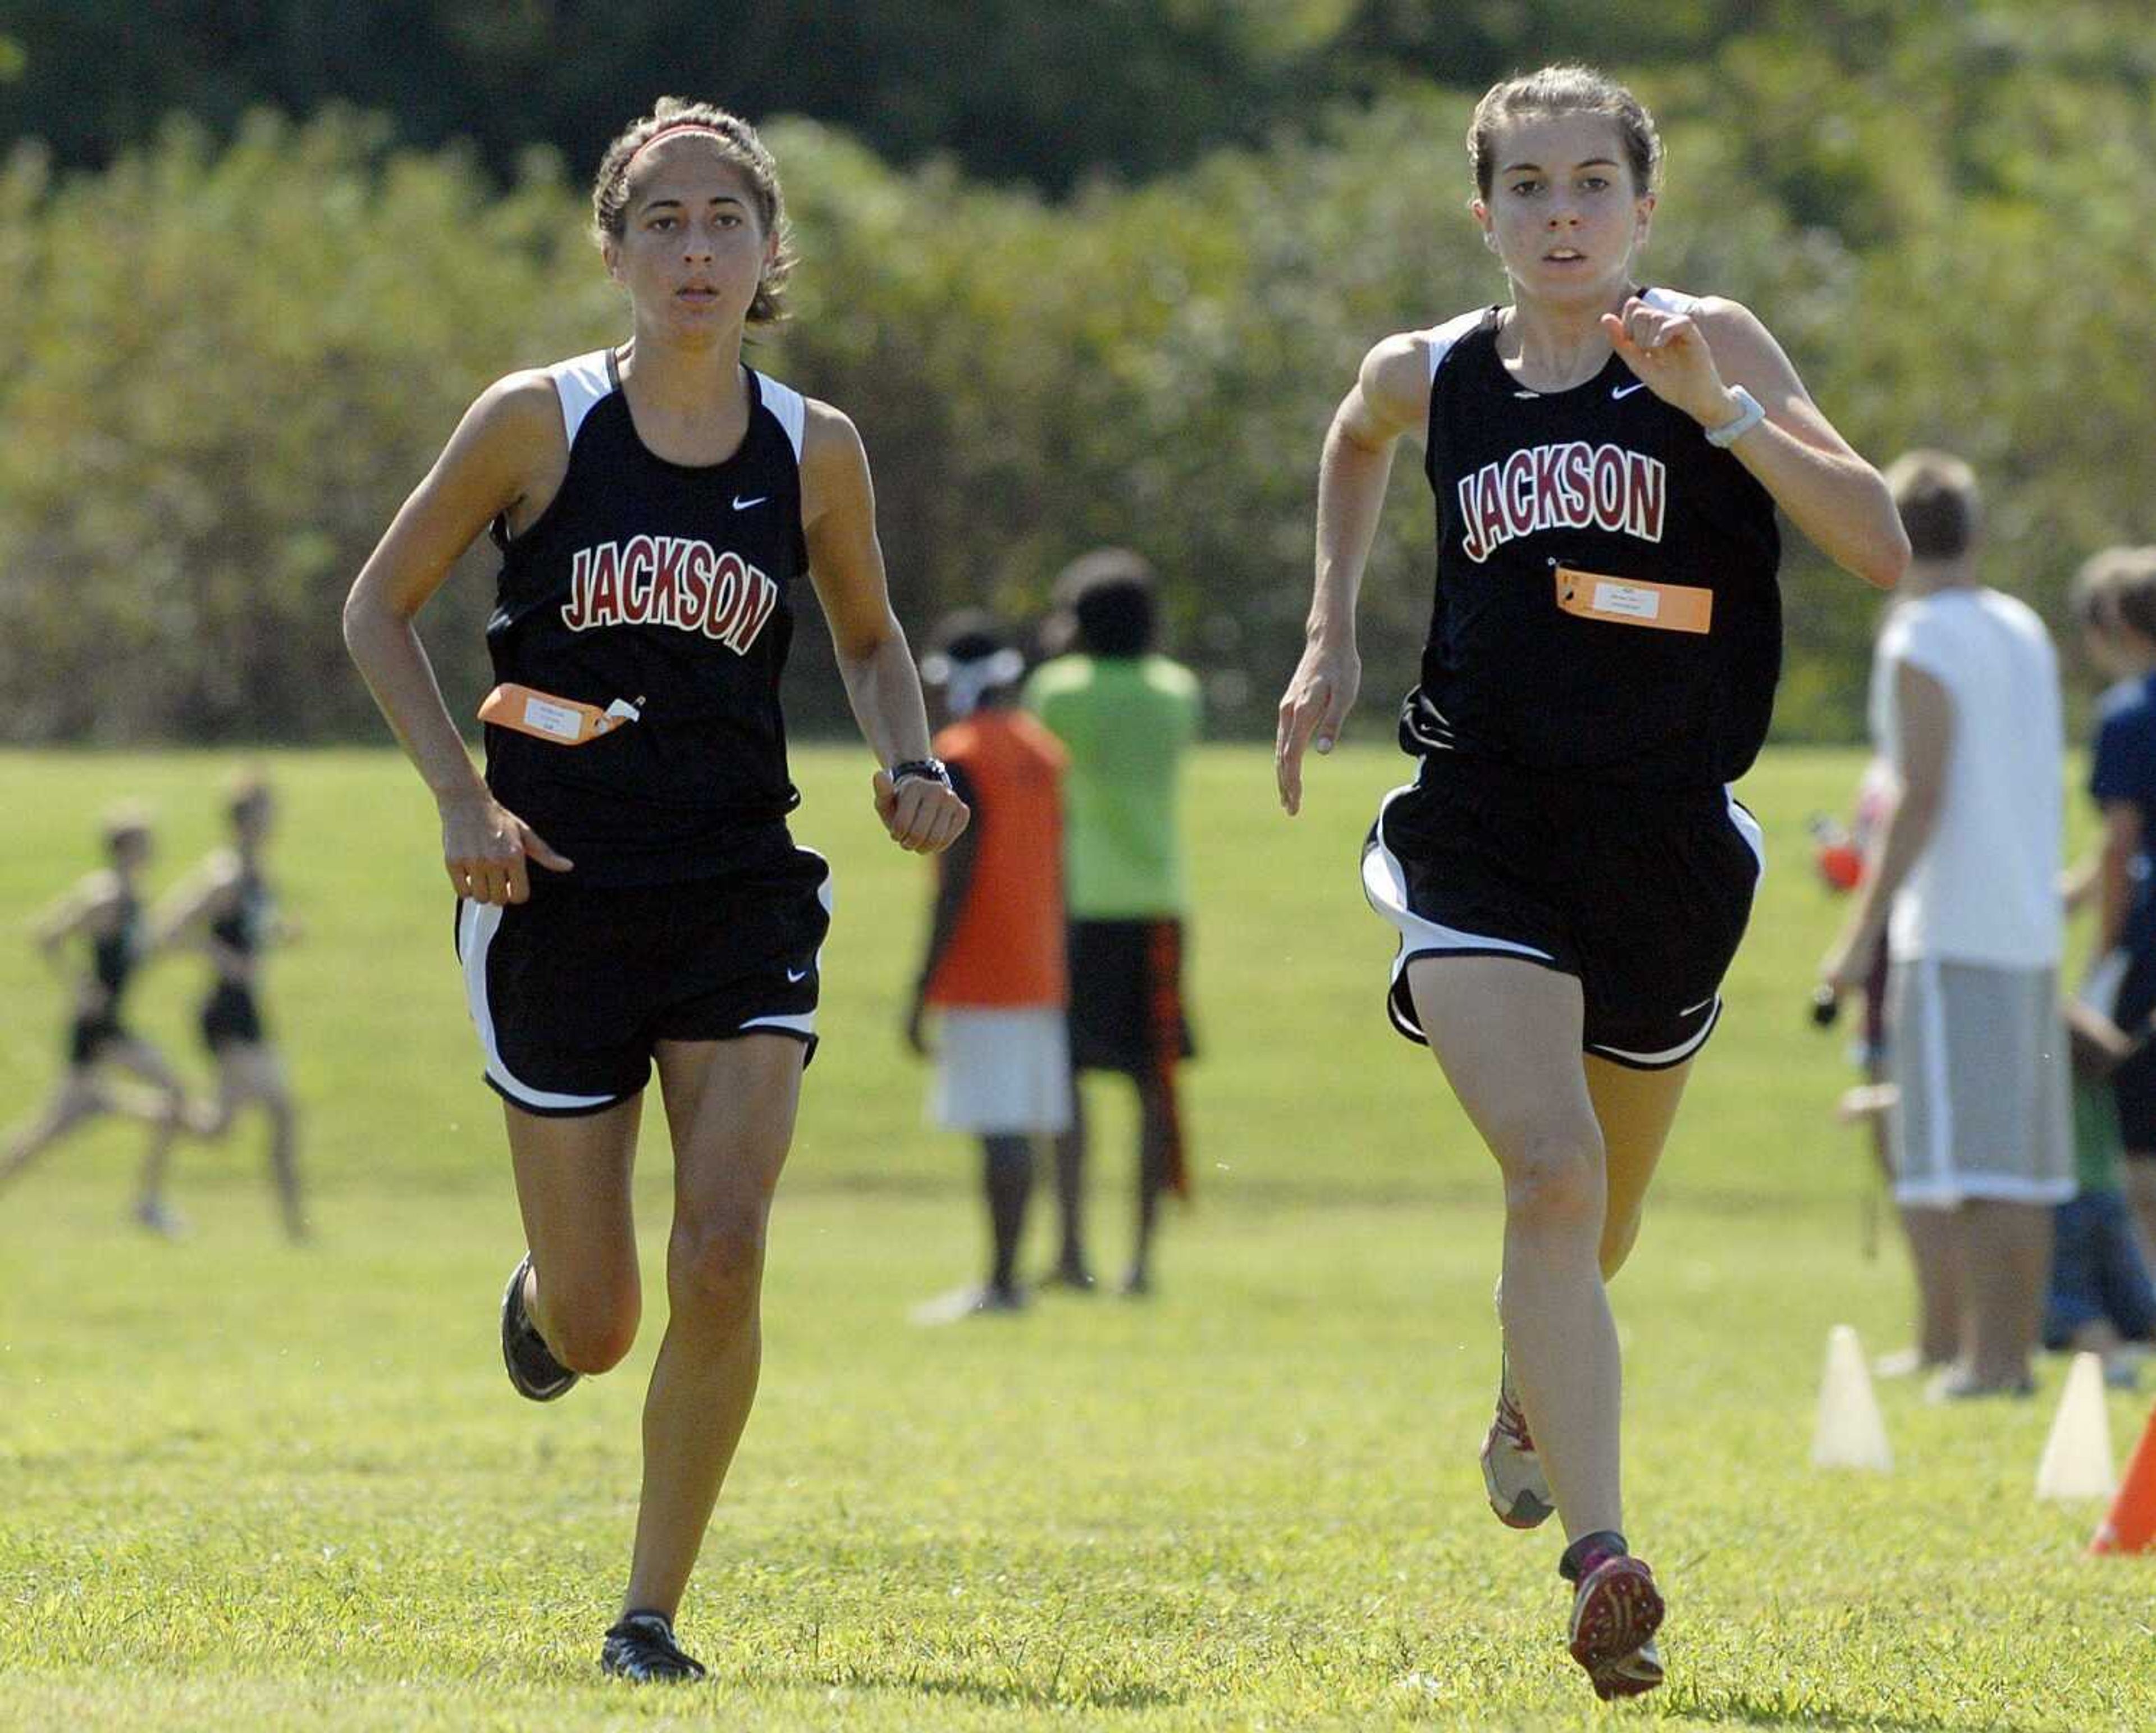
[{"xmin": 1703, "ymin": 385, "xmax": 1766, "ymax": 448}]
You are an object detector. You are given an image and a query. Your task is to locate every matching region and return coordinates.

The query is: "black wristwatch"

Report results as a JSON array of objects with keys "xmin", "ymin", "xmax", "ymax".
[{"xmin": 889, "ymin": 756, "xmax": 953, "ymax": 790}]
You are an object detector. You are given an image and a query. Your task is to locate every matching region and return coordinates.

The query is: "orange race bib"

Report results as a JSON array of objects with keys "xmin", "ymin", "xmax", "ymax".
[
  {"xmin": 1553, "ymin": 565, "xmax": 1713, "ymax": 635},
  {"xmin": 477, "ymin": 683, "xmax": 641, "ymax": 746}
]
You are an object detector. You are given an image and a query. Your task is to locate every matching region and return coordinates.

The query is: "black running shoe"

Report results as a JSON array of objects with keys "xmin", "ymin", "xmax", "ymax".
[
  {"xmin": 600, "ymin": 1611, "xmax": 707, "ymax": 1682},
  {"xmin": 499, "ymin": 1251, "xmax": 578, "ymax": 1402}
]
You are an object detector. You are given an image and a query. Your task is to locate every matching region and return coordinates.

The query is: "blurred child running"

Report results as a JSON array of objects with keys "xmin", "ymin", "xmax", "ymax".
[
  {"xmin": 147, "ymin": 775, "xmax": 308, "ymax": 1241},
  {"xmin": 0, "ymin": 807, "xmax": 191, "ymax": 1234}
]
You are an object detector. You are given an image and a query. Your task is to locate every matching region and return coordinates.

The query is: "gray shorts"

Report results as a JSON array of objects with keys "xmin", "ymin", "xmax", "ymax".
[{"xmin": 1886, "ymin": 958, "xmax": 2072, "ymax": 1208}]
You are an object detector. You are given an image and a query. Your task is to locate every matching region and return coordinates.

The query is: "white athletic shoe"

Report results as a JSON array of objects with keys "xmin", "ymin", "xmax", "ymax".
[{"xmin": 1481, "ymin": 1351, "xmax": 1555, "ymax": 1530}]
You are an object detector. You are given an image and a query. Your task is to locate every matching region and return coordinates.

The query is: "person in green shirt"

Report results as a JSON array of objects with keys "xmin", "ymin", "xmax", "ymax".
[{"xmin": 1025, "ymin": 550, "xmax": 1202, "ymax": 1296}]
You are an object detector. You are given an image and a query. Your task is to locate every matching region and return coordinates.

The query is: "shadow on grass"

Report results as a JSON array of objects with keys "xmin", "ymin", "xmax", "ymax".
[{"xmin": 1669, "ymin": 1684, "xmax": 2045, "ymax": 1732}]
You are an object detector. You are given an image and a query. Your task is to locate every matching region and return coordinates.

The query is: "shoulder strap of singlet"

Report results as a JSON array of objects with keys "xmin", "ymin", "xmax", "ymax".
[
  {"xmin": 547, "ymin": 349, "xmax": 618, "ymax": 450},
  {"xmin": 1422, "ymin": 306, "xmax": 1495, "ymax": 386},
  {"xmin": 751, "ymin": 370, "xmax": 807, "ymax": 461}
]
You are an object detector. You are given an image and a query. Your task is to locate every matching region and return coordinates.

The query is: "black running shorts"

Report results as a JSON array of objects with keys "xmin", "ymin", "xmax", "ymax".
[
  {"xmin": 1362, "ymin": 755, "xmax": 1764, "ymax": 1069},
  {"xmin": 1066, "ymin": 918, "xmax": 1196, "ymax": 1076},
  {"xmin": 200, "ymin": 982, "xmax": 265, "ymax": 1051},
  {"xmin": 453, "ymin": 829, "xmax": 831, "ymax": 1116},
  {"xmin": 66, "ymin": 1012, "xmax": 126, "ymax": 1069}
]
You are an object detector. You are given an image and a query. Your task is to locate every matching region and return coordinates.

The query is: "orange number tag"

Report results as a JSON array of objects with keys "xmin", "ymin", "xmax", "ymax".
[
  {"xmin": 1553, "ymin": 565, "xmax": 1713, "ymax": 635},
  {"xmin": 478, "ymin": 684, "xmax": 640, "ymax": 745}
]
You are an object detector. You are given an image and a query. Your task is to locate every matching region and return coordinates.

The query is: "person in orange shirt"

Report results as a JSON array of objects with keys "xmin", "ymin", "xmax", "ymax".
[{"xmin": 906, "ymin": 613, "xmax": 1073, "ymax": 1314}]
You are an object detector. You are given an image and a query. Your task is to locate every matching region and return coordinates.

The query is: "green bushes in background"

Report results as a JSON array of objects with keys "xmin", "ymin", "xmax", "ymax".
[{"xmin": 1, "ymin": 6, "xmax": 2150, "ymax": 742}]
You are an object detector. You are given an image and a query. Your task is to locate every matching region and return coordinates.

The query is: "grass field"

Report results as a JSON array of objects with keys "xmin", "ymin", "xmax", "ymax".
[{"xmin": 1, "ymin": 742, "xmax": 2149, "ymax": 1731}]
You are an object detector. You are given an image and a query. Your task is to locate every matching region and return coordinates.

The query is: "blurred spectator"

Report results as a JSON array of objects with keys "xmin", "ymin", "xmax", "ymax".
[
  {"xmin": 2046, "ymin": 998, "xmax": 2156, "ymax": 1385},
  {"xmin": 1026, "ymin": 550, "xmax": 1201, "ymax": 1296},
  {"xmin": 2076, "ymin": 547, "xmax": 2156, "ymax": 1264},
  {"xmin": 1817, "ymin": 451, "xmax": 2071, "ymax": 1399},
  {"xmin": 1836, "ymin": 995, "xmax": 2156, "ymax": 1390},
  {"xmin": 906, "ymin": 614, "xmax": 1074, "ymax": 1317}
]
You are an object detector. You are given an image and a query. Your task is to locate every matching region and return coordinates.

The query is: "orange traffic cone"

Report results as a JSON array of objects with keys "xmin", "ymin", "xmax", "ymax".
[{"xmin": 2089, "ymin": 1402, "xmax": 2156, "ymax": 1555}]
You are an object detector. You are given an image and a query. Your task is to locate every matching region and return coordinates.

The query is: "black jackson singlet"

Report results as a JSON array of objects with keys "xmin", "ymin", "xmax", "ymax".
[
  {"xmin": 210, "ymin": 864, "xmax": 271, "ymax": 962},
  {"xmin": 1402, "ymin": 293, "xmax": 1782, "ymax": 788},
  {"xmin": 93, "ymin": 891, "xmax": 143, "ymax": 1003},
  {"xmin": 485, "ymin": 349, "xmax": 810, "ymax": 886}
]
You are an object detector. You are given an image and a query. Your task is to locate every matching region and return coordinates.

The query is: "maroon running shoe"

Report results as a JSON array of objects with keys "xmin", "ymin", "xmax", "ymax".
[
  {"xmin": 1568, "ymin": 1554, "xmax": 1665, "ymax": 1700},
  {"xmin": 1588, "ymin": 1636, "xmax": 1664, "ymax": 1700}
]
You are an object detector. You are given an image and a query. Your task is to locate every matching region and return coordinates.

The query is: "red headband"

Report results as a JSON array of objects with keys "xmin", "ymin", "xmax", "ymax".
[{"xmin": 624, "ymin": 121, "xmax": 734, "ymax": 170}]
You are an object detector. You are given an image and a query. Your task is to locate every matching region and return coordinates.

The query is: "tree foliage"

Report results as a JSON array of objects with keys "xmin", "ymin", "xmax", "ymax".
[
  {"xmin": 0, "ymin": 6, "xmax": 2151, "ymax": 743},
  {"xmin": 2, "ymin": 1, "xmax": 1362, "ymax": 194}
]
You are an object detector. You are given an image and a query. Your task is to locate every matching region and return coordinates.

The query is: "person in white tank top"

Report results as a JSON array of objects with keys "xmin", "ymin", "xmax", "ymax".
[{"xmin": 1819, "ymin": 450, "xmax": 2071, "ymax": 1400}]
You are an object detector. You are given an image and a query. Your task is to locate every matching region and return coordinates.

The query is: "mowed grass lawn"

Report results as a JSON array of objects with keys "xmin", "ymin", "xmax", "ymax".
[{"xmin": 1, "ymin": 742, "xmax": 2149, "ymax": 1732}]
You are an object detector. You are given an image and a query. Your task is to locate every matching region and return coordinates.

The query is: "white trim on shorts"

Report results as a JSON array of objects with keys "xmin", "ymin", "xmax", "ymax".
[
  {"xmin": 458, "ymin": 900, "xmax": 619, "ymax": 1114},
  {"xmin": 1363, "ymin": 780, "xmax": 1560, "ymax": 1034},
  {"xmin": 1893, "ymin": 1175, "xmax": 2080, "ymax": 1206},
  {"xmin": 738, "ymin": 849, "xmax": 834, "ymax": 1043},
  {"xmin": 1573, "ymin": 788, "xmax": 1763, "ymax": 1070},
  {"xmin": 1363, "ymin": 777, "xmax": 1765, "ymax": 1062},
  {"xmin": 1584, "ymin": 998, "xmax": 1724, "ymax": 1069},
  {"xmin": 1581, "ymin": 788, "xmax": 1764, "ymax": 1068},
  {"xmin": 1725, "ymin": 786, "xmax": 1766, "ymax": 877}
]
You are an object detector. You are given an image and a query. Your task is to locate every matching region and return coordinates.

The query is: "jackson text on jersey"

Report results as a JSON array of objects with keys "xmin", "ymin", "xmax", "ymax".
[
  {"xmin": 558, "ymin": 535, "xmax": 779, "ymax": 653},
  {"xmin": 1456, "ymin": 441, "xmax": 1666, "ymax": 564}
]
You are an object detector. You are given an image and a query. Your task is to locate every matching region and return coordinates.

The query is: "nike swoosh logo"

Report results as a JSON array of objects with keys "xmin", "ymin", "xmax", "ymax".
[
  {"xmin": 733, "ymin": 494, "xmax": 769, "ymax": 510},
  {"xmin": 1611, "ymin": 382, "xmax": 1648, "ymax": 400},
  {"xmin": 786, "ymin": 966, "xmax": 810, "ymax": 983}
]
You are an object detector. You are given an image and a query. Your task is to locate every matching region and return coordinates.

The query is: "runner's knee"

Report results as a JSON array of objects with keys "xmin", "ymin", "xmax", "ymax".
[
  {"xmin": 1491, "ymin": 1120, "xmax": 1607, "ymax": 1231},
  {"xmin": 546, "ymin": 1278, "xmax": 641, "ymax": 1374},
  {"xmin": 667, "ymin": 1204, "xmax": 767, "ymax": 1328}
]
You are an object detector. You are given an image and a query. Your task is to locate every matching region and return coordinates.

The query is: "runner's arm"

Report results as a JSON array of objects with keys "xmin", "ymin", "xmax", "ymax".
[
  {"xmin": 148, "ymin": 862, "xmax": 254, "ymax": 977},
  {"xmin": 1276, "ymin": 331, "xmax": 1428, "ymax": 815},
  {"xmin": 31, "ymin": 878, "xmax": 104, "ymax": 967},
  {"xmin": 1609, "ymin": 296, "xmax": 1907, "ymax": 589},
  {"xmin": 905, "ymin": 763, "xmax": 980, "ymax": 1054},
  {"xmin": 800, "ymin": 400, "xmax": 970, "ymax": 855},
  {"xmin": 342, "ymin": 375, "xmax": 574, "ymax": 904},
  {"xmin": 148, "ymin": 864, "xmax": 232, "ymax": 959}
]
